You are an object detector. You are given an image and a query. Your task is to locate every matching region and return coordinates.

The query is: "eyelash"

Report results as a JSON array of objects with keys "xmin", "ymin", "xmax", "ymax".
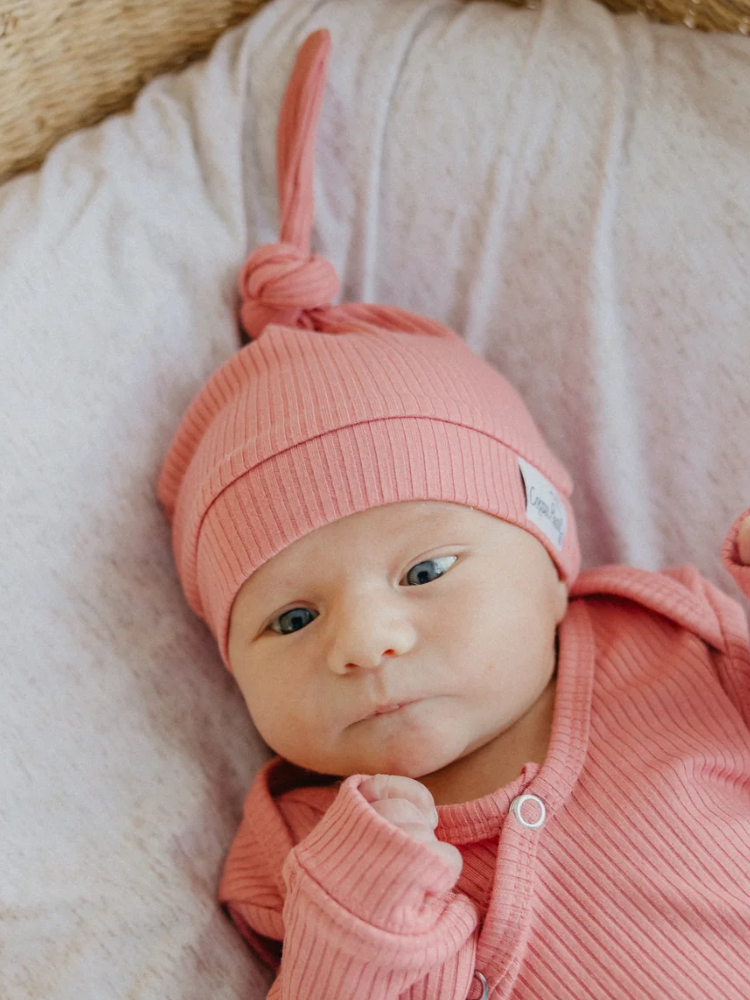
[{"xmin": 266, "ymin": 555, "xmax": 458, "ymax": 636}]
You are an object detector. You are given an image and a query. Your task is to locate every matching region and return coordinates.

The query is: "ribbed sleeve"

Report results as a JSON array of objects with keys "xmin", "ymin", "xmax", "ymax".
[{"xmin": 270, "ymin": 775, "xmax": 479, "ymax": 998}]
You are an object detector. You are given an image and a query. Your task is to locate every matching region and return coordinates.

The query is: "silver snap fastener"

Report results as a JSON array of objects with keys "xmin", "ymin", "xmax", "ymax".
[
  {"xmin": 472, "ymin": 970, "xmax": 489, "ymax": 1000},
  {"xmin": 509, "ymin": 793, "xmax": 546, "ymax": 829}
]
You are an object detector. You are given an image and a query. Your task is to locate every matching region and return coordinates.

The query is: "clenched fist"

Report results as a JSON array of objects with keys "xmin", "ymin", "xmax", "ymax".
[{"xmin": 359, "ymin": 774, "xmax": 463, "ymax": 879}]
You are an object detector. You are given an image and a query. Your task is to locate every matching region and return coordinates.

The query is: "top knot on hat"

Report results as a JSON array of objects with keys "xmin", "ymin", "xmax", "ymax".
[
  {"xmin": 234, "ymin": 28, "xmax": 457, "ymax": 344},
  {"xmin": 238, "ymin": 240, "xmax": 340, "ymax": 339},
  {"xmin": 237, "ymin": 29, "xmax": 340, "ymax": 342}
]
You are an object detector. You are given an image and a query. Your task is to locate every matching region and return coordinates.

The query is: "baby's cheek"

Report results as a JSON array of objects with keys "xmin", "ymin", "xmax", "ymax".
[
  {"xmin": 257, "ymin": 683, "xmax": 317, "ymax": 744},
  {"xmin": 248, "ymin": 703, "xmax": 299, "ymax": 758},
  {"xmin": 236, "ymin": 675, "xmax": 282, "ymax": 733}
]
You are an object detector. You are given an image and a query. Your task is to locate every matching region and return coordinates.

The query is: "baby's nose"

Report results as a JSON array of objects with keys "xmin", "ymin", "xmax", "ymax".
[{"xmin": 325, "ymin": 597, "xmax": 417, "ymax": 674}]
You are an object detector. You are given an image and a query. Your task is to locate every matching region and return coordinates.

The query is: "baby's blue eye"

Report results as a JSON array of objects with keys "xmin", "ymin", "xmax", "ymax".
[
  {"xmin": 405, "ymin": 556, "xmax": 457, "ymax": 586},
  {"xmin": 267, "ymin": 556, "xmax": 457, "ymax": 636},
  {"xmin": 270, "ymin": 607, "xmax": 318, "ymax": 635}
]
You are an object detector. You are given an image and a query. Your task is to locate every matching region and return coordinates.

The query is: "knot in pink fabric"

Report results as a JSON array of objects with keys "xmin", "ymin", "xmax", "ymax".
[{"xmin": 238, "ymin": 240, "xmax": 340, "ymax": 339}]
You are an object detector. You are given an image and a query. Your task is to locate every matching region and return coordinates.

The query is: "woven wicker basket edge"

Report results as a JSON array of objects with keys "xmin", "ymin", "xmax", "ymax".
[
  {"xmin": 1, "ymin": 0, "xmax": 749, "ymax": 183},
  {"xmin": 0, "ymin": 0, "xmax": 269, "ymax": 183}
]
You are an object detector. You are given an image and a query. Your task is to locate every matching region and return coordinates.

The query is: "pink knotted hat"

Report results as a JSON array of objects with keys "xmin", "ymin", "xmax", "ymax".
[{"xmin": 158, "ymin": 29, "xmax": 580, "ymax": 669}]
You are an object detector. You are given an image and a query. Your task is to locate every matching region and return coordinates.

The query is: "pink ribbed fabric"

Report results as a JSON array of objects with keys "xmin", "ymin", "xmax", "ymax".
[
  {"xmin": 157, "ymin": 29, "xmax": 580, "ymax": 666},
  {"xmin": 217, "ymin": 514, "xmax": 750, "ymax": 999}
]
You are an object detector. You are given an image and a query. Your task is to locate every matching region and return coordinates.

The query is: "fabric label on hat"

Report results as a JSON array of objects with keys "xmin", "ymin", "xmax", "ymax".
[{"xmin": 518, "ymin": 457, "xmax": 567, "ymax": 551}]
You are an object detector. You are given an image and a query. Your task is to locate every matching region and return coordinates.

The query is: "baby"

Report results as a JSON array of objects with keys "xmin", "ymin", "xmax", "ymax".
[{"xmin": 158, "ymin": 30, "xmax": 750, "ymax": 1000}]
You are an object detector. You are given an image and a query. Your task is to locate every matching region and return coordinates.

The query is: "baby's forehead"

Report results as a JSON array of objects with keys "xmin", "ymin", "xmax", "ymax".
[
  {"xmin": 329, "ymin": 499, "xmax": 490, "ymax": 538},
  {"xmin": 377, "ymin": 499, "xmax": 476, "ymax": 524},
  {"xmin": 243, "ymin": 501, "xmax": 490, "ymax": 586}
]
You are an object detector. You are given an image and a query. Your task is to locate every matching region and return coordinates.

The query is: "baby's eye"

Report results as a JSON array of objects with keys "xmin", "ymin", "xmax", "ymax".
[
  {"xmin": 404, "ymin": 555, "xmax": 457, "ymax": 586},
  {"xmin": 269, "ymin": 607, "xmax": 318, "ymax": 635}
]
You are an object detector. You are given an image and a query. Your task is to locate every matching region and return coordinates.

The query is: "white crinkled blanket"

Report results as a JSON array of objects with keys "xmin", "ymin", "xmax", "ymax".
[{"xmin": 1, "ymin": 0, "xmax": 749, "ymax": 996}]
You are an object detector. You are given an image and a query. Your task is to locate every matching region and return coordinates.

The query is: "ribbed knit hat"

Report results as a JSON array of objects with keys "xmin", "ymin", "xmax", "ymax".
[{"xmin": 157, "ymin": 29, "xmax": 580, "ymax": 669}]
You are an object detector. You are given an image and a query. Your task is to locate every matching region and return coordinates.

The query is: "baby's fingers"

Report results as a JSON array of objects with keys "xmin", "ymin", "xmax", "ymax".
[
  {"xmin": 368, "ymin": 798, "xmax": 463, "ymax": 878},
  {"xmin": 369, "ymin": 796, "xmax": 438, "ymax": 837},
  {"xmin": 738, "ymin": 516, "xmax": 750, "ymax": 566},
  {"xmin": 359, "ymin": 774, "xmax": 437, "ymax": 822}
]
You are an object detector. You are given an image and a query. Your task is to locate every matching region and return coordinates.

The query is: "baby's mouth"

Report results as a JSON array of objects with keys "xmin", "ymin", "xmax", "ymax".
[
  {"xmin": 359, "ymin": 698, "xmax": 420, "ymax": 721},
  {"xmin": 374, "ymin": 702, "xmax": 407, "ymax": 716}
]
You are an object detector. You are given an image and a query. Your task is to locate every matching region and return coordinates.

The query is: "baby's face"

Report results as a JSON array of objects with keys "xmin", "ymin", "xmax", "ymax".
[{"xmin": 227, "ymin": 501, "xmax": 567, "ymax": 782}]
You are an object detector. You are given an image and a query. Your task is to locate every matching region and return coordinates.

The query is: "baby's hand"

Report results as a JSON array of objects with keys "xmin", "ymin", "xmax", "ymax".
[
  {"xmin": 738, "ymin": 516, "xmax": 750, "ymax": 566},
  {"xmin": 359, "ymin": 774, "xmax": 463, "ymax": 879}
]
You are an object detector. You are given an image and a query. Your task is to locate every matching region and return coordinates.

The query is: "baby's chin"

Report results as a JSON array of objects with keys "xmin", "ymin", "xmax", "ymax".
[{"xmin": 291, "ymin": 739, "xmax": 465, "ymax": 783}]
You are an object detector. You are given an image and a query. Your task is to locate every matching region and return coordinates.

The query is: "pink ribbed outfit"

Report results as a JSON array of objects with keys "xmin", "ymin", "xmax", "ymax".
[
  {"xmin": 219, "ymin": 534, "xmax": 750, "ymax": 999},
  {"xmin": 155, "ymin": 29, "xmax": 750, "ymax": 999}
]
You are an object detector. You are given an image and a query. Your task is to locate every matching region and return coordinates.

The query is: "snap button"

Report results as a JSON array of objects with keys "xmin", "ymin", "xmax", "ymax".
[
  {"xmin": 471, "ymin": 970, "xmax": 489, "ymax": 1000},
  {"xmin": 509, "ymin": 793, "xmax": 546, "ymax": 829}
]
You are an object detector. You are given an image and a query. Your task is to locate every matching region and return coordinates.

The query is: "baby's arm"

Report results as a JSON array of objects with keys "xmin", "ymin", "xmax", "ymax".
[{"xmin": 266, "ymin": 775, "xmax": 478, "ymax": 1000}]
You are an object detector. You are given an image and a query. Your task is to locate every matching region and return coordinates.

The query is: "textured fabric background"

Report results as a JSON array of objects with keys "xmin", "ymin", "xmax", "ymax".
[{"xmin": 1, "ymin": 0, "xmax": 749, "ymax": 996}]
